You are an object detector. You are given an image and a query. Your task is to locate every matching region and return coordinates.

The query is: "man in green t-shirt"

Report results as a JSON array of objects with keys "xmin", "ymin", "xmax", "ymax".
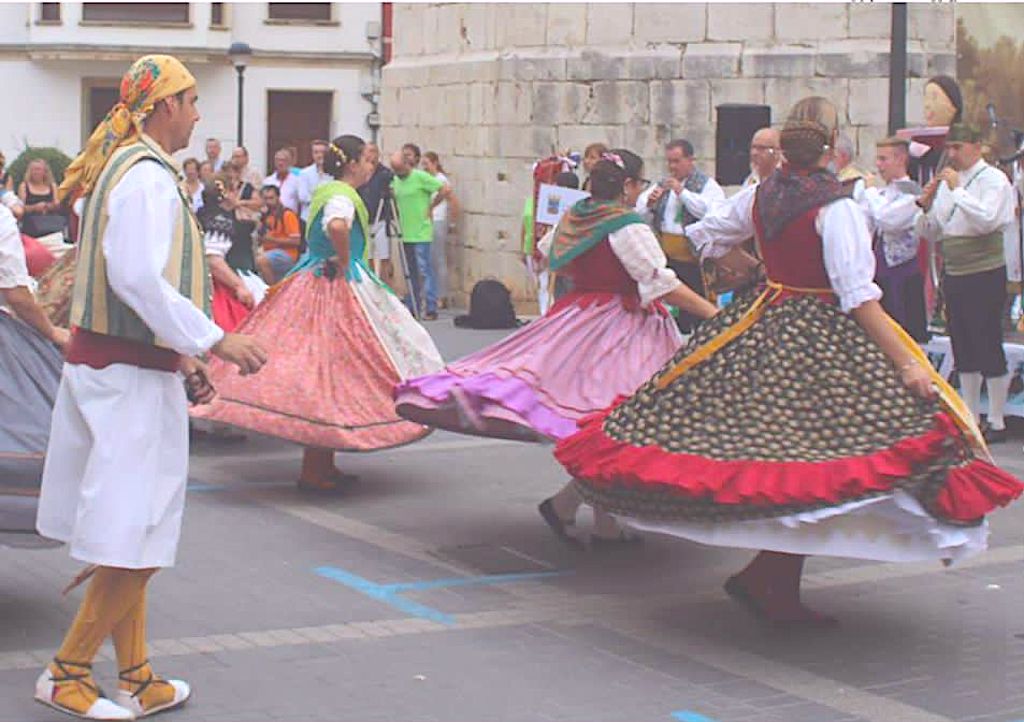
[{"xmin": 390, "ymin": 150, "xmax": 453, "ymax": 319}]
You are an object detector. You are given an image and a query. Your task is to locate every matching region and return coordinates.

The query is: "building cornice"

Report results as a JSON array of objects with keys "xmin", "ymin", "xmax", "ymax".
[{"xmin": 0, "ymin": 44, "xmax": 375, "ymax": 66}]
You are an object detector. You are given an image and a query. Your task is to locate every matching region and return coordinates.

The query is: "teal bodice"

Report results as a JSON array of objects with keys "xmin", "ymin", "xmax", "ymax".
[{"xmin": 288, "ymin": 207, "xmax": 370, "ymax": 281}]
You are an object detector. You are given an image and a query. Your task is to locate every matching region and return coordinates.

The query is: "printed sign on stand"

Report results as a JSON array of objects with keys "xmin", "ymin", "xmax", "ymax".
[{"xmin": 535, "ymin": 184, "xmax": 590, "ymax": 226}]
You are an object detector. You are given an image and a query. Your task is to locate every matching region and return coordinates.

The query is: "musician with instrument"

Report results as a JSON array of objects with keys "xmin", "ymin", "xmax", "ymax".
[{"xmin": 915, "ymin": 123, "xmax": 1016, "ymax": 442}]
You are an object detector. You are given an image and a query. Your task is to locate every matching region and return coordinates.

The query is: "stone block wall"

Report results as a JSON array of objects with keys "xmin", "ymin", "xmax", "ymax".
[{"xmin": 381, "ymin": 3, "xmax": 955, "ymax": 310}]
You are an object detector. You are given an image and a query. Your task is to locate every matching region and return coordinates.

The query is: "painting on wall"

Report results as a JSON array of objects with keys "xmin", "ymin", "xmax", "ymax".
[{"xmin": 957, "ymin": 4, "xmax": 1024, "ymax": 158}]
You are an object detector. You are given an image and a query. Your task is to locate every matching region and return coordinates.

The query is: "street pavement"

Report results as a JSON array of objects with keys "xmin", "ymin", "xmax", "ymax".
[{"xmin": 1, "ymin": 314, "xmax": 1023, "ymax": 722}]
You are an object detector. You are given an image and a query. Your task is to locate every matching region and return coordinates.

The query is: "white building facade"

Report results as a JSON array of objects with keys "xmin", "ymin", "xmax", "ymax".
[{"xmin": 1, "ymin": 2, "xmax": 383, "ymax": 172}]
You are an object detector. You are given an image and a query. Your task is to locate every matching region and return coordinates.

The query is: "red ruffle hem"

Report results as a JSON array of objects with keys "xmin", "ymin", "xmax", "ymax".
[{"xmin": 555, "ymin": 410, "xmax": 1022, "ymax": 523}]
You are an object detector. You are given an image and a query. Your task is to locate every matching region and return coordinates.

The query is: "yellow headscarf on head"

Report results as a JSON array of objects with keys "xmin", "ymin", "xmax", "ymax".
[{"xmin": 58, "ymin": 54, "xmax": 196, "ymax": 201}]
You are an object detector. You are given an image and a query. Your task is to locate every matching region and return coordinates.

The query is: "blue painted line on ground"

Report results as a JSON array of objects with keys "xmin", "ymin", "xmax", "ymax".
[
  {"xmin": 382, "ymin": 570, "xmax": 566, "ymax": 593},
  {"xmin": 186, "ymin": 481, "xmax": 219, "ymax": 492},
  {"xmin": 314, "ymin": 566, "xmax": 569, "ymax": 626},
  {"xmin": 671, "ymin": 712, "xmax": 718, "ymax": 722},
  {"xmin": 314, "ymin": 566, "xmax": 455, "ymax": 624}
]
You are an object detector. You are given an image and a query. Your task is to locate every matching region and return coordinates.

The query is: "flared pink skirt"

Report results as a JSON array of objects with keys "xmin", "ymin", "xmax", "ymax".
[
  {"xmin": 192, "ymin": 269, "xmax": 443, "ymax": 450},
  {"xmin": 394, "ymin": 293, "xmax": 682, "ymax": 442}
]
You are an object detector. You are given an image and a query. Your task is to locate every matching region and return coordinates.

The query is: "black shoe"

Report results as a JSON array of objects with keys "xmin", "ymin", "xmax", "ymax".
[
  {"xmin": 982, "ymin": 422, "xmax": 1008, "ymax": 444},
  {"xmin": 538, "ymin": 498, "xmax": 584, "ymax": 550},
  {"xmin": 423, "ymin": 311, "xmax": 439, "ymax": 321}
]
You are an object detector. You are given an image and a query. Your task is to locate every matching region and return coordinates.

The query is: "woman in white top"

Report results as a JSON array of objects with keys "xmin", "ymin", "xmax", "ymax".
[
  {"xmin": 556, "ymin": 97, "xmax": 1023, "ymax": 626},
  {"xmin": 193, "ymin": 134, "xmax": 443, "ymax": 491},
  {"xmin": 0, "ymin": 202, "xmax": 68, "ymax": 455},
  {"xmin": 423, "ymin": 151, "xmax": 452, "ymax": 307}
]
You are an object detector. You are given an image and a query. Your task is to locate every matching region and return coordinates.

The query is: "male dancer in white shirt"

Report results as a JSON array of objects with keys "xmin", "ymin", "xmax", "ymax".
[{"xmin": 34, "ymin": 55, "xmax": 266, "ymax": 720}]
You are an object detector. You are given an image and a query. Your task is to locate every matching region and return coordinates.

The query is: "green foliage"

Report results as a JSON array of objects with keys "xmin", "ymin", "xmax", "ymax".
[{"xmin": 6, "ymin": 146, "xmax": 73, "ymax": 190}]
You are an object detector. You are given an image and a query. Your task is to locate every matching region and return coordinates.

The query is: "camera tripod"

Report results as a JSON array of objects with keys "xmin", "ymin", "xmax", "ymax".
[{"xmin": 374, "ymin": 192, "xmax": 422, "ymax": 320}]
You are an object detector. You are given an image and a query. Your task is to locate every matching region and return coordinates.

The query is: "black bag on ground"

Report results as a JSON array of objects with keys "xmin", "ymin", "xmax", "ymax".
[{"xmin": 454, "ymin": 279, "xmax": 521, "ymax": 329}]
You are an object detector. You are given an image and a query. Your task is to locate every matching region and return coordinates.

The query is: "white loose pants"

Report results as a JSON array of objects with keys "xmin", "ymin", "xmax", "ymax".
[{"xmin": 36, "ymin": 363, "xmax": 189, "ymax": 569}]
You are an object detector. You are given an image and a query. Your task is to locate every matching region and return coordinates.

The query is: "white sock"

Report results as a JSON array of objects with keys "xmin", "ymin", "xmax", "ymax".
[
  {"xmin": 986, "ymin": 373, "xmax": 1011, "ymax": 430},
  {"xmin": 959, "ymin": 372, "xmax": 984, "ymax": 424}
]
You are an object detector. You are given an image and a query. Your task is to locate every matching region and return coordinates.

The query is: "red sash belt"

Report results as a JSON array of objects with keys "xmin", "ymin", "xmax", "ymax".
[{"xmin": 66, "ymin": 327, "xmax": 180, "ymax": 373}]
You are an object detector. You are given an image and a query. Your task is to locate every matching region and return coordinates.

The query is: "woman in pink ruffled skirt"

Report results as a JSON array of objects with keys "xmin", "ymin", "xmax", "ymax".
[{"xmin": 395, "ymin": 150, "xmax": 717, "ymax": 546}]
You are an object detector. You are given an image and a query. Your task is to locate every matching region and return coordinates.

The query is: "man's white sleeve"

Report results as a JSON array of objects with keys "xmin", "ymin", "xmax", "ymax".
[{"xmin": 103, "ymin": 162, "xmax": 223, "ymax": 356}]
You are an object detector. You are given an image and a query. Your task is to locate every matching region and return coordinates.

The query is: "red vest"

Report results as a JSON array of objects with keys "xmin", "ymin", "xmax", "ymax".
[
  {"xmin": 563, "ymin": 239, "xmax": 639, "ymax": 302},
  {"xmin": 753, "ymin": 199, "xmax": 833, "ymax": 300}
]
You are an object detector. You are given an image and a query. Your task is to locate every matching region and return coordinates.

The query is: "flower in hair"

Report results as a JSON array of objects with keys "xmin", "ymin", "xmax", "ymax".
[
  {"xmin": 601, "ymin": 152, "xmax": 625, "ymax": 169},
  {"xmin": 330, "ymin": 142, "xmax": 348, "ymax": 164}
]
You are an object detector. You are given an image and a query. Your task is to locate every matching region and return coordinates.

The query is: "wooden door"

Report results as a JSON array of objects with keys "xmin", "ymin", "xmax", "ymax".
[
  {"xmin": 266, "ymin": 90, "xmax": 332, "ymax": 173},
  {"xmin": 87, "ymin": 85, "xmax": 120, "ymax": 140}
]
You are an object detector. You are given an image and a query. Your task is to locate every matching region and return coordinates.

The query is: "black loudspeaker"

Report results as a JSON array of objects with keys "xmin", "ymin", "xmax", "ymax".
[{"xmin": 715, "ymin": 104, "xmax": 771, "ymax": 186}]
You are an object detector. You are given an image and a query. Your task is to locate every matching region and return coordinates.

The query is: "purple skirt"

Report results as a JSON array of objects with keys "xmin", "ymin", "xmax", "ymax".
[{"xmin": 394, "ymin": 293, "xmax": 682, "ymax": 442}]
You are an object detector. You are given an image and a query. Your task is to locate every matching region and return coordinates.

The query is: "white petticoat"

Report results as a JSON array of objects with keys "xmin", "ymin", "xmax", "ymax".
[{"xmin": 624, "ymin": 490, "xmax": 988, "ymax": 564}]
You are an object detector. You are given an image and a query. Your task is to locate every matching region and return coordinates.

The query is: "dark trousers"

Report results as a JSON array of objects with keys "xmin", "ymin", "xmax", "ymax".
[
  {"xmin": 667, "ymin": 259, "xmax": 706, "ymax": 334},
  {"xmin": 944, "ymin": 265, "xmax": 1008, "ymax": 377},
  {"xmin": 878, "ymin": 268, "xmax": 928, "ymax": 342}
]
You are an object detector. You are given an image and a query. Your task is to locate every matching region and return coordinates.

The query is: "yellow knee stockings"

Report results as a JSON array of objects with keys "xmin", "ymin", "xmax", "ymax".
[
  {"xmin": 48, "ymin": 567, "xmax": 157, "ymax": 715},
  {"xmin": 112, "ymin": 583, "xmax": 177, "ymax": 712}
]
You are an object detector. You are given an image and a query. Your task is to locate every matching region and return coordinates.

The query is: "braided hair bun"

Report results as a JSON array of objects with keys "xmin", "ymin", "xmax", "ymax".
[
  {"xmin": 323, "ymin": 134, "xmax": 366, "ymax": 179},
  {"xmin": 780, "ymin": 96, "xmax": 839, "ymax": 169},
  {"xmin": 780, "ymin": 121, "xmax": 831, "ymax": 168}
]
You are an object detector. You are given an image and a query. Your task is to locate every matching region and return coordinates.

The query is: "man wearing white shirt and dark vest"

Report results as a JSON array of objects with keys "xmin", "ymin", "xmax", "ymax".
[
  {"xmin": 635, "ymin": 138, "xmax": 725, "ymax": 332},
  {"xmin": 33, "ymin": 55, "xmax": 266, "ymax": 720},
  {"xmin": 858, "ymin": 136, "xmax": 927, "ymax": 340},
  {"xmin": 916, "ymin": 123, "xmax": 1015, "ymax": 442}
]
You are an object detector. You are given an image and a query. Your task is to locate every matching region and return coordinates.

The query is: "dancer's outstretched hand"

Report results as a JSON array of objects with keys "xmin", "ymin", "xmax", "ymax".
[
  {"xmin": 900, "ymin": 361, "xmax": 936, "ymax": 401},
  {"xmin": 212, "ymin": 333, "xmax": 268, "ymax": 376}
]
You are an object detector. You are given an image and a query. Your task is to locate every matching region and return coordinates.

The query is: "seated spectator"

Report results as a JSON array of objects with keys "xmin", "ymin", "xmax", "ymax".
[
  {"xmin": 18, "ymin": 159, "xmax": 63, "ymax": 238},
  {"xmin": 257, "ymin": 184, "xmax": 301, "ymax": 283}
]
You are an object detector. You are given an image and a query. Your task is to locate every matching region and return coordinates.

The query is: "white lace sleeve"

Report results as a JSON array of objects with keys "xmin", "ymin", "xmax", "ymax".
[
  {"xmin": 202, "ymin": 230, "xmax": 232, "ymax": 258},
  {"xmin": 685, "ymin": 183, "xmax": 757, "ymax": 260},
  {"xmin": 820, "ymin": 198, "xmax": 882, "ymax": 313},
  {"xmin": 0, "ymin": 205, "xmax": 30, "ymax": 290},
  {"xmin": 608, "ymin": 222, "xmax": 682, "ymax": 306},
  {"xmin": 322, "ymin": 195, "xmax": 355, "ymax": 233}
]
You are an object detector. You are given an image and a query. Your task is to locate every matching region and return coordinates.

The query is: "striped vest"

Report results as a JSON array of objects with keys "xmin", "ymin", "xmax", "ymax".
[{"xmin": 70, "ymin": 138, "xmax": 211, "ymax": 347}]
